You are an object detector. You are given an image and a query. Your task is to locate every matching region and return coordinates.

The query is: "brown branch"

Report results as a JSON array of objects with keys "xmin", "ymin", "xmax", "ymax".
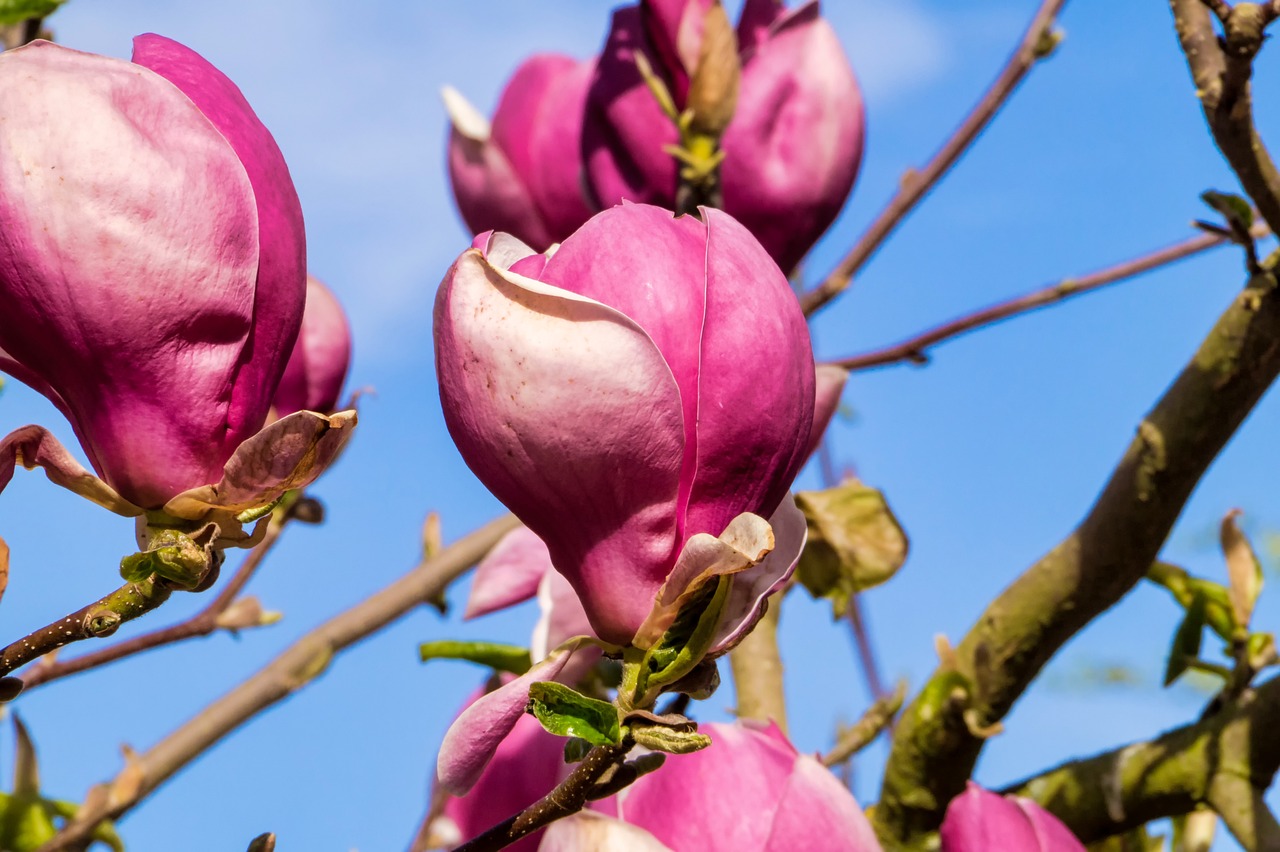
[
  {"xmin": 1004, "ymin": 673, "xmax": 1280, "ymax": 849},
  {"xmin": 0, "ymin": 18, "xmax": 43, "ymax": 51},
  {"xmin": 454, "ymin": 742, "xmax": 632, "ymax": 852},
  {"xmin": 831, "ymin": 229, "xmax": 1237, "ymax": 372},
  {"xmin": 799, "ymin": 0, "xmax": 1068, "ymax": 316},
  {"xmin": 823, "ymin": 680, "xmax": 907, "ymax": 769},
  {"xmin": 873, "ymin": 251, "xmax": 1280, "ymax": 847},
  {"xmin": 38, "ymin": 513, "xmax": 519, "ymax": 852},
  {"xmin": 18, "ymin": 516, "xmax": 289, "ymax": 692},
  {"xmin": 1172, "ymin": 0, "xmax": 1280, "ymax": 234}
]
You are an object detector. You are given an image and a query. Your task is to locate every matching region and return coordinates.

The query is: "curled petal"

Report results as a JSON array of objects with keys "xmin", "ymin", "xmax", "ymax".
[
  {"xmin": 162, "ymin": 410, "xmax": 356, "ymax": 520},
  {"xmin": 466, "ymin": 526, "xmax": 553, "ymax": 620},
  {"xmin": 0, "ymin": 426, "xmax": 141, "ymax": 517},
  {"xmin": 711, "ymin": 495, "xmax": 807, "ymax": 654},
  {"xmin": 541, "ymin": 812, "xmax": 674, "ymax": 852},
  {"xmin": 435, "ymin": 248, "xmax": 686, "ymax": 646},
  {"xmin": 632, "ymin": 512, "xmax": 774, "ymax": 650},
  {"xmin": 436, "ymin": 639, "xmax": 590, "ymax": 795}
]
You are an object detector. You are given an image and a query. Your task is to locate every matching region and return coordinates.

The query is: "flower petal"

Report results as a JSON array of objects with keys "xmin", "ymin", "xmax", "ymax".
[
  {"xmin": 0, "ymin": 426, "xmax": 142, "ymax": 517},
  {"xmin": 273, "ymin": 276, "xmax": 352, "ymax": 417},
  {"xmin": 940, "ymin": 783, "xmax": 1044, "ymax": 851},
  {"xmin": 162, "ymin": 409, "xmax": 356, "ymax": 520},
  {"xmin": 1013, "ymin": 797, "xmax": 1087, "ymax": 851},
  {"xmin": 0, "ymin": 40, "xmax": 259, "ymax": 507},
  {"xmin": 541, "ymin": 812, "xmax": 674, "ymax": 852},
  {"xmin": 765, "ymin": 752, "xmax": 882, "ymax": 851},
  {"xmin": 436, "ymin": 639, "xmax": 588, "ymax": 795},
  {"xmin": 736, "ymin": 0, "xmax": 787, "ymax": 55},
  {"xmin": 710, "ymin": 495, "xmax": 806, "ymax": 654},
  {"xmin": 133, "ymin": 34, "xmax": 308, "ymax": 445},
  {"xmin": 465, "ymin": 526, "xmax": 553, "ymax": 620},
  {"xmin": 807, "ymin": 364, "xmax": 849, "ymax": 460},
  {"xmin": 435, "ymin": 248, "xmax": 686, "ymax": 645}
]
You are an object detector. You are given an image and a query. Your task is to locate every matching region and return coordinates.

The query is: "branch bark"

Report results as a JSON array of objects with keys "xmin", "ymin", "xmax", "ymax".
[
  {"xmin": 799, "ymin": 0, "xmax": 1068, "ymax": 316},
  {"xmin": 38, "ymin": 513, "xmax": 519, "ymax": 852},
  {"xmin": 1004, "ymin": 673, "xmax": 1280, "ymax": 850}
]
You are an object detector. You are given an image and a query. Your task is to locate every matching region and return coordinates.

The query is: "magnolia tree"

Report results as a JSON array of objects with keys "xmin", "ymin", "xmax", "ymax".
[{"xmin": 0, "ymin": 0, "xmax": 1278, "ymax": 850}]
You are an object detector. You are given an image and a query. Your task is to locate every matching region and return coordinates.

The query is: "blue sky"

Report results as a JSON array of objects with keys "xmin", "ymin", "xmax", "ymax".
[{"xmin": 0, "ymin": 1, "xmax": 1273, "ymax": 849}]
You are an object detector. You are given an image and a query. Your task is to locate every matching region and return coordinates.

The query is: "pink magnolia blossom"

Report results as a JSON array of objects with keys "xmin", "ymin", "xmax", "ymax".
[
  {"xmin": 445, "ymin": 55, "xmax": 596, "ymax": 250},
  {"xmin": 435, "ymin": 202, "xmax": 814, "ymax": 647},
  {"xmin": 588, "ymin": 721, "xmax": 880, "ymax": 851},
  {"xmin": 273, "ymin": 276, "xmax": 354, "ymax": 417},
  {"xmin": 583, "ymin": 0, "xmax": 865, "ymax": 273},
  {"xmin": 940, "ymin": 783, "xmax": 1086, "ymax": 852},
  {"xmin": 0, "ymin": 37, "xmax": 351, "ymax": 518}
]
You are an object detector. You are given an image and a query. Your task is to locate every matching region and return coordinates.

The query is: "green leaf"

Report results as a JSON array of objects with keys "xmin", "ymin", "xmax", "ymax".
[
  {"xmin": 1164, "ymin": 591, "xmax": 1208, "ymax": 687},
  {"xmin": 563, "ymin": 736, "xmax": 592, "ymax": 763},
  {"xmin": 795, "ymin": 479, "xmax": 908, "ymax": 616},
  {"xmin": 417, "ymin": 640, "xmax": 531, "ymax": 675},
  {"xmin": 1146, "ymin": 563, "xmax": 1237, "ymax": 642},
  {"xmin": 1201, "ymin": 190, "xmax": 1254, "ymax": 232},
  {"xmin": 0, "ymin": 0, "xmax": 63, "ymax": 26},
  {"xmin": 528, "ymin": 681, "xmax": 621, "ymax": 746}
]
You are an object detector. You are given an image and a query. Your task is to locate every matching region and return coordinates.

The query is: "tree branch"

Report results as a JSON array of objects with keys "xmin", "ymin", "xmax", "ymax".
[
  {"xmin": 37, "ymin": 513, "xmax": 519, "ymax": 852},
  {"xmin": 1004, "ymin": 673, "xmax": 1280, "ymax": 849},
  {"xmin": 830, "ymin": 229, "xmax": 1239, "ymax": 372},
  {"xmin": 18, "ymin": 513, "xmax": 290, "ymax": 693},
  {"xmin": 873, "ymin": 255, "xmax": 1280, "ymax": 846},
  {"xmin": 729, "ymin": 599, "xmax": 788, "ymax": 731},
  {"xmin": 799, "ymin": 0, "xmax": 1068, "ymax": 316}
]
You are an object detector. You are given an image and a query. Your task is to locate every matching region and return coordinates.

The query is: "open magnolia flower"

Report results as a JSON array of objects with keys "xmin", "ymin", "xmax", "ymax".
[
  {"xmin": 0, "ymin": 36, "xmax": 354, "ymax": 544},
  {"xmin": 436, "ymin": 202, "xmax": 814, "ymax": 648}
]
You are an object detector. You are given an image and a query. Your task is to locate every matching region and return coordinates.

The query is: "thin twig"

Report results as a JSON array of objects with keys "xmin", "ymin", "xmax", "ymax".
[
  {"xmin": 830, "ymin": 229, "xmax": 1237, "ymax": 372},
  {"xmin": 800, "ymin": 0, "xmax": 1068, "ymax": 316},
  {"xmin": 823, "ymin": 680, "xmax": 907, "ymax": 768},
  {"xmin": 38, "ymin": 513, "xmax": 519, "ymax": 852},
  {"xmin": 19, "ymin": 517, "xmax": 289, "ymax": 692}
]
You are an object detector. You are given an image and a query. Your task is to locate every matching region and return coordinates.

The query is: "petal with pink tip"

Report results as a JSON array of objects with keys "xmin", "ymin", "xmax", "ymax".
[
  {"xmin": 436, "ymin": 639, "xmax": 588, "ymax": 795},
  {"xmin": 0, "ymin": 40, "xmax": 259, "ymax": 508},
  {"xmin": 541, "ymin": 812, "xmax": 674, "ymax": 852},
  {"xmin": 465, "ymin": 526, "xmax": 553, "ymax": 620},
  {"xmin": 436, "ymin": 248, "xmax": 686, "ymax": 646},
  {"xmin": 0, "ymin": 426, "xmax": 141, "ymax": 517},
  {"xmin": 133, "ymin": 34, "xmax": 307, "ymax": 446},
  {"xmin": 162, "ymin": 410, "xmax": 355, "ymax": 520},
  {"xmin": 710, "ymin": 495, "xmax": 807, "ymax": 654}
]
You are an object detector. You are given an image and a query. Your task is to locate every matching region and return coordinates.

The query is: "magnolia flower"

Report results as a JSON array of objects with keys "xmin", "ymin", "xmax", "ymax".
[
  {"xmin": 940, "ymin": 783, "xmax": 1086, "ymax": 852},
  {"xmin": 435, "ymin": 202, "xmax": 814, "ymax": 648},
  {"xmin": 584, "ymin": 0, "xmax": 864, "ymax": 273},
  {"xmin": 273, "ymin": 276, "xmax": 354, "ymax": 417},
  {"xmin": 445, "ymin": 55, "xmax": 597, "ymax": 250},
  {"xmin": 0, "ymin": 36, "xmax": 351, "ymax": 535}
]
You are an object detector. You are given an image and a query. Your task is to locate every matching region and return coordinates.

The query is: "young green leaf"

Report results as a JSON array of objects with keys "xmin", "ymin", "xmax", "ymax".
[
  {"xmin": 1164, "ymin": 591, "xmax": 1208, "ymax": 687},
  {"xmin": 528, "ymin": 681, "xmax": 621, "ymax": 746},
  {"xmin": 417, "ymin": 640, "xmax": 532, "ymax": 675},
  {"xmin": 0, "ymin": 0, "xmax": 63, "ymax": 26}
]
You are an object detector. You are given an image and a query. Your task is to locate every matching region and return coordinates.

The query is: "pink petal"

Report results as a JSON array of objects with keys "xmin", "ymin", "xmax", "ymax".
[
  {"xmin": 0, "ymin": 40, "xmax": 259, "ymax": 507},
  {"xmin": 436, "ymin": 642, "xmax": 584, "ymax": 795},
  {"xmin": 435, "ymin": 247, "xmax": 686, "ymax": 646},
  {"xmin": 541, "ymin": 812, "xmax": 674, "ymax": 852},
  {"xmin": 736, "ymin": 0, "xmax": 788, "ymax": 55},
  {"xmin": 681, "ymin": 207, "xmax": 815, "ymax": 542},
  {"xmin": 941, "ymin": 783, "xmax": 1050, "ymax": 852},
  {"xmin": 441, "ymin": 694, "xmax": 568, "ymax": 852},
  {"xmin": 711, "ymin": 495, "xmax": 807, "ymax": 654},
  {"xmin": 446, "ymin": 86, "xmax": 554, "ymax": 250},
  {"xmin": 806, "ymin": 364, "xmax": 849, "ymax": 460},
  {"xmin": 765, "ymin": 753, "xmax": 882, "ymax": 851},
  {"xmin": 0, "ymin": 426, "xmax": 141, "ymax": 517},
  {"xmin": 583, "ymin": 7, "xmax": 680, "ymax": 209},
  {"xmin": 162, "ymin": 410, "xmax": 356, "ymax": 520},
  {"xmin": 465, "ymin": 526, "xmax": 554, "ymax": 620},
  {"xmin": 532, "ymin": 566, "xmax": 598, "ymax": 661},
  {"xmin": 1013, "ymin": 797, "xmax": 1087, "ymax": 851},
  {"xmin": 641, "ymin": 0, "xmax": 715, "ymax": 101},
  {"xmin": 721, "ymin": 3, "xmax": 864, "ymax": 273},
  {"xmin": 273, "ymin": 276, "xmax": 353, "ymax": 417}
]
